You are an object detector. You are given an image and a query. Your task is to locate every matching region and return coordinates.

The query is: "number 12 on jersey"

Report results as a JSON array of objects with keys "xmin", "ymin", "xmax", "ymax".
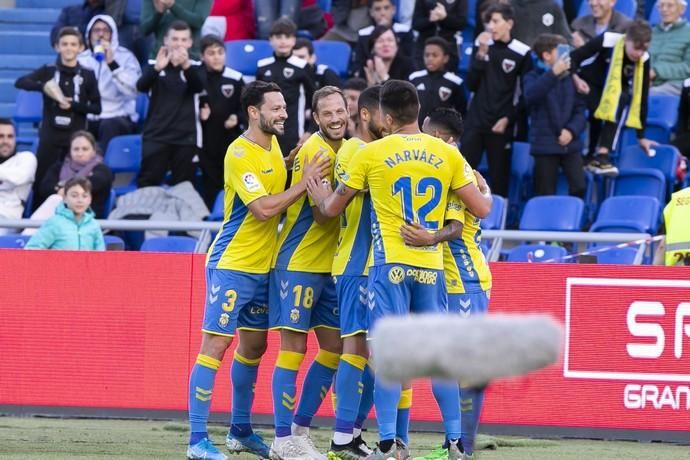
[{"xmin": 392, "ymin": 176, "xmax": 442, "ymax": 230}]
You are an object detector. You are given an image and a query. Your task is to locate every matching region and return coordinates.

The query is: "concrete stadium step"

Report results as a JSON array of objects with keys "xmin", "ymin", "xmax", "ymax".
[
  {"xmin": 0, "ymin": 78, "xmax": 17, "ymax": 103},
  {"xmin": 0, "ymin": 54, "xmax": 53, "ymax": 70},
  {"xmin": 0, "ymin": 102, "xmax": 14, "ymax": 118},
  {"xmin": 0, "ymin": 8, "xmax": 60, "ymax": 24},
  {"xmin": 0, "ymin": 31, "xmax": 52, "ymax": 55},
  {"xmin": 0, "ymin": 23, "xmax": 49, "ymax": 31},
  {"xmin": 16, "ymin": 0, "xmax": 74, "ymax": 8}
]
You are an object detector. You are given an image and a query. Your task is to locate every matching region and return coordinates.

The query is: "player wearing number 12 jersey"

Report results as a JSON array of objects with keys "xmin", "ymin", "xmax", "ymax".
[{"xmin": 306, "ymin": 80, "xmax": 493, "ymax": 460}]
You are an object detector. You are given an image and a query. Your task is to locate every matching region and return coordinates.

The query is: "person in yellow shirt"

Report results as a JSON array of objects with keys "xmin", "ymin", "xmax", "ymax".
[
  {"xmin": 186, "ymin": 81, "xmax": 330, "ymax": 460},
  {"xmin": 403, "ymin": 107, "xmax": 492, "ymax": 459},
  {"xmin": 306, "ymin": 80, "xmax": 493, "ymax": 460},
  {"xmin": 269, "ymin": 86, "xmax": 350, "ymax": 459},
  {"xmin": 661, "ymin": 186, "xmax": 690, "ymax": 266}
]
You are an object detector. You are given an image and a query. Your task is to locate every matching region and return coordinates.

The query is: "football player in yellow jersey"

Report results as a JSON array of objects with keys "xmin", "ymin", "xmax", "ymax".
[
  {"xmin": 403, "ymin": 108, "xmax": 492, "ymax": 460},
  {"xmin": 268, "ymin": 86, "xmax": 349, "ymax": 460},
  {"xmin": 306, "ymin": 80, "xmax": 492, "ymax": 460},
  {"xmin": 187, "ymin": 81, "xmax": 330, "ymax": 460}
]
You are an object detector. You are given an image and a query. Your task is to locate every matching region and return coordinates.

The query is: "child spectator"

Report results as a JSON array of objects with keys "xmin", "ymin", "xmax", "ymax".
[
  {"xmin": 412, "ymin": 0, "xmax": 467, "ymax": 69},
  {"xmin": 32, "ymin": 130, "xmax": 113, "ymax": 220},
  {"xmin": 292, "ymin": 37, "xmax": 343, "ymax": 90},
  {"xmin": 256, "ymin": 18, "xmax": 315, "ymax": 155},
  {"xmin": 524, "ymin": 34, "xmax": 587, "ymax": 198},
  {"xmin": 571, "ymin": 20, "xmax": 655, "ymax": 176},
  {"xmin": 462, "ymin": 2, "xmax": 532, "ymax": 197},
  {"xmin": 343, "ymin": 77, "xmax": 368, "ymax": 138},
  {"xmin": 409, "ymin": 37, "xmax": 467, "ymax": 125},
  {"xmin": 0, "ymin": 119, "xmax": 37, "ymax": 233},
  {"xmin": 15, "ymin": 27, "xmax": 101, "ymax": 209},
  {"xmin": 198, "ymin": 34, "xmax": 245, "ymax": 207},
  {"xmin": 136, "ymin": 20, "xmax": 204, "ymax": 188},
  {"xmin": 25, "ymin": 176, "xmax": 106, "ymax": 251},
  {"xmin": 79, "ymin": 15, "xmax": 141, "ymax": 150},
  {"xmin": 140, "ymin": 0, "xmax": 213, "ymax": 59}
]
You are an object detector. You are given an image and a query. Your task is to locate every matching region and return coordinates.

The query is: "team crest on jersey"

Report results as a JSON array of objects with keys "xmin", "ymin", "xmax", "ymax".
[
  {"xmin": 542, "ymin": 13, "xmax": 554, "ymax": 26},
  {"xmin": 388, "ymin": 266, "xmax": 405, "ymax": 284},
  {"xmin": 221, "ymin": 84, "xmax": 235, "ymax": 98},
  {"xmin": 242, "ymin": 172, "xmax": 261, "ymax": 192},
  {"xmin": 439, "ymin": 86, "xmax": 452, "ymax": 101},
  {"xmin": 219, "ymin": 313, "xmax": 229, "ymax": 327},
  {"xmin": 502, "ymin": 58, "xmax": 516, "ymax": 73},
  {"xmin": 290, "ymin": 308, "xmax": 300, "ymax": 323},
  {"xmin": 464, "ymin": 162, "xmax": 473, "ymax": 180},
  {"xmin": 283, "ymin": 67, "xmax": 294, "ymax": 78}
]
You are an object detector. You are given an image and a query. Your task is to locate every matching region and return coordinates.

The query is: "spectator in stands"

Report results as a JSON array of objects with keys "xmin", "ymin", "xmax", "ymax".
[
  {"xmin": 409, "ymin": 37, "xmax": 467, "ymax": 125},
  {"xmin": 254, "ymin": 0, "xmax": 301, "ymax": 39},
  {"xmin": 292, "ymin": 37, "xmax": 343, "ymax": 90},
  {"xmin": 571, "ymin": 20, "xmax": 655, "ymax": 176},
  {"xmin": 674, "ymin": 78, "xmax": 690, "ymax": 161},
  {"xmin": 198, "ymin": 34, "xmax": 245, "ymax": 208},
  {"xmin": 356, "ymin": 25, "xmax": 415, "ymax": 86},
  {"xmin": 511, "ymin": 0, "xmax": 573, "ymax": 47},
  {"xmin": 0, "ymin": 119, "xmax": 37, "ymax": 234},
  {"xmin": 136, "ymin": 20, "xmax": 204, "ymax": 187},
  {"xmin": 412, "ymin": 0, "xmax": 467, "ymax": 69},
  {"xmin": 118, "ymin": 0, "xmax": 150, "ymax": 63},
  {"xmin": 648, "ymin": 0, "xmax": 690, "ymax": 95},
  {"xmin": 25, "ymin": 176, "xmax": 105, "ymax": 251},
  {"xmin": 462, "ymin": 3, "xmax": 532, "ymax": 197},
  {"xmin": 15, "ymin": 27, "xmax": 101, "ymax": 211},
  {"xmin": 524, "ymin": 34, "xmax": 587, "ymax": 198},
  {"xmin": 79, "ymin": 15, "xmax": 141, "ymax": 151},
  {"xmin": 202, "ymin": 0, "xmax": 255, "ymax": 41},
  {"xmin": 50, "ymin": 0, "xmax": 108, "ymax": 45},
  {"xmin": 140, "ymin": 0, "xmax": 212, "ymax": 59},
  {"xmin": 350, "ymin": 0, "xmax": 414, "ymax": 75},
  {"xmin": 659, "ymin": 185, "xmax": 690, "ymax": 266},
  {"xmin": 32, "ymin": 130, "xmax": 113, "ymax": 221},
  {"xmin": 324, "ymin": 0, "xmax": 370, "ymax": 44},
  {"xmin": 257, "ymin": 18, "xmax": 315, "ymax": 155},
  {"xmin": 343, "ymin": 77, "xmax": 368, "ymax": 138},
  {"xmin": 571, "ymin": 0, "xmax": 631, "ymax": 47}
]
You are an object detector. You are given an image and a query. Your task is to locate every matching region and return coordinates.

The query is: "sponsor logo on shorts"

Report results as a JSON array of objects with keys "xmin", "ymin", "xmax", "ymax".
[
  {"xmin": 406, "ymin": 268, "xmax": 438, "ymax": 285},
  {"xmin": 388, "ymin": 266, "xmax": 405, "ymax": 284}
]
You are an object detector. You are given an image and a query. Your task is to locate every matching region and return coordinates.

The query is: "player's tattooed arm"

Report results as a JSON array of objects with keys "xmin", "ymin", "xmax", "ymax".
[
  {"xmin": 400, "ymin": 220, "xmax": 463, "ymax": 246},
  {"xmin": 306, "ymin": 178, "xmax": 357, "ymax": 218}
]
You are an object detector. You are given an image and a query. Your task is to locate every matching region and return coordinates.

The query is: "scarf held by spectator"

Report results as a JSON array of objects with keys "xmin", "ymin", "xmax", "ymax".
[
  {"xmin": 58, "ymin": 155, "xmax": 102, "ymax": 184},
  {"xmin": 594, "ymin": 37, "xmax": 644, "ymax": 130}
]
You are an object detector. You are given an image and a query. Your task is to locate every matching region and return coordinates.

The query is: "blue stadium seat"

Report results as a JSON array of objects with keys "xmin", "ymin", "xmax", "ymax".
[
  {"xmin": 208, "ymin": 190, "xmax": 225, "ymax": 221},
  {"xmin": 313, "ymin": 40, "xmax": 351, "ymax": 78},
  {"xmin": 135, "ymin": 92, "xmax": 148, "ymax": 128},
  {"xmin": 13, "ymin": 90, "xmax": 43, "ymax": 123},
  {"xmin": 595, "ymin": 246, "xmax": 640, "ymax": 264},
  {"xmin": 102, "ymin": 188, "xmax": 117, "ymax": 217},
  {"xmin": 578, "ymin": 0, "xmax": 636, "ymax": 18},
  {"xmin": 590, "ymin": 196, "xmax": 660, "ymax": 234},
  {"xmin": 519, "ymin": 195, "xmax": 585, "ymax": 231},
  {"xmin": 507, "ymin": 141, "xmax": 535, "ymax": 226},
  {"xmin": 649, "ymin": 0, "xmax": 690, "ymax": 24},
  {"xmin": 458, "ymin": 41, "xmax": 473, "ymax": 75},
  {"xmin": 0, "ymin": 8, "xmax": 60, "ymax": 25},
  {"xmin": 224, "ymin": 40, "xmax": 273, "ymax": 76},
  {"xmin": 618, "ymin": 144, "xmax": 679, "ymax": 199},
  {"xmin": 318, "ymin": 0, "xmax": 332, "ymax": 12},
  {"xmin": 507, "ymin": 244, "xmax": 568, "ymax": 262},
  {"xmin": 480, "ymin": 195, "xmax": 507, "ymax": 230},
  {"xmin": 0, "ymin": 31, "xmax": 52, "ymax": 54},
  {"xmin": 611, "ymin": 167, "xmax": 666, "ymax": 203},
  {"xmin": 104, "ymin": 234, "xmax": 126, "ymax": 251},
  {"xmin": 0, "ymin": 234, "xmax": 30, "ymax": 248},
  {"xmin": 0, "ymin": 54, "xmax": 53, "ymax": 70},
  {"xmin": 0, "ymin": 79, "xmax": 17, "ymax": 103},
  {"xmin": 619, "ymin": 95, "xmax": 680, "ymax": 147},
  {"xmin": 140, "ymin": 236, "xmax": 197, "ymax": 253},
  {"xmin": 16, "ymin": 0, "xmax": 75, "ymax": 7},
  {"xmin": 104, "ymin": 135, "xmax": 141, "ymax": 196}
]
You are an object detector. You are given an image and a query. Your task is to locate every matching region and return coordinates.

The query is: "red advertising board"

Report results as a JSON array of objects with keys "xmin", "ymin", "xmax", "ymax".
[{"xmin": 1, "ymin": 251, "xmax": 689, "ymax": 439}]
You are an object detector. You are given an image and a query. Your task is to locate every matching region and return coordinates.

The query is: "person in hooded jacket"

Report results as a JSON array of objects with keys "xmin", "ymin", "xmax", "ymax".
[{"xmin": 79, "ymin": 14, "xmax": 141, "ymax": 150}]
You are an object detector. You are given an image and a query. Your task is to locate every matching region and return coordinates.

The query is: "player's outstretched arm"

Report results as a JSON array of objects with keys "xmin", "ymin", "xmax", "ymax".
[
  {"xmin": 400, "ymin": 220, "xmax": 463, "ymax": 247},
  {"xmin": 453, "ymin": 170, "xmax": 492, "ymax": 219},
  {"xmin": 247, "ymin": 152, "xmax": 331, "ymax": 221},
  {"xmin": 306, "ymin": 178, "xmax": 358, "ymax": 218}
]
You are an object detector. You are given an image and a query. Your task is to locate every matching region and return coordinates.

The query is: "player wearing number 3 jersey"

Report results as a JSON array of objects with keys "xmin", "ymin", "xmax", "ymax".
[{"xmin": 306, "ymin": 80, "xmax": 493, "ymax": 460}]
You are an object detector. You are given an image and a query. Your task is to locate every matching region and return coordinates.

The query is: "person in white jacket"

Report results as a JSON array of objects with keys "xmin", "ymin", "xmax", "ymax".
[
  {"xmin": 79, "ymin": 14, "xmax": 141, "ymax": 150},
  {"xmin": 0, "ymin": 119, "xmax": 37, "ymax": 234}
]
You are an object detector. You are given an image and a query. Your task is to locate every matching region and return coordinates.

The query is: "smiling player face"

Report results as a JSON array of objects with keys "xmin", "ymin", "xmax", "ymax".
[
  {"xmin": 257, "ymin": 91, "xmax": 288, "ymax": 136},
  {"xmin": 314, "ymin": 93, "xmax": 349, "ymax": 141}
]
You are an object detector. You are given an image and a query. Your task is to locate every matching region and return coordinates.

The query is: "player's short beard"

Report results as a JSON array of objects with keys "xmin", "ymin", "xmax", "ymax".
[
  {"xmin": 367, "ymin": 118, "xmax": 384, "ymax": 140},
  {"xmin": 320, "ymin": 125, "xmax": 345, "ymax": 141},
  {"xmin": 259, "ymin": 113, "xmax": 283, "ymax": 136}
]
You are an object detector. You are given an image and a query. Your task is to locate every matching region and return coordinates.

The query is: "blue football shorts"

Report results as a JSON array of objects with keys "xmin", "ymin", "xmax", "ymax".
[
  {"xmin": 334, "ymin": 275, "xmax": 369, "ymax": 338},
  {"xmin": 447, "ymin": 290, "xmax": 490, "ymax": 317}
]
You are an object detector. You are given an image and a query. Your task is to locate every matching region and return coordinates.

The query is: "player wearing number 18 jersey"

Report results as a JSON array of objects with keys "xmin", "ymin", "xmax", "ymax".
[{"xmin": 306, "ymin": 80, "xmax": 493, "ymax": 460}]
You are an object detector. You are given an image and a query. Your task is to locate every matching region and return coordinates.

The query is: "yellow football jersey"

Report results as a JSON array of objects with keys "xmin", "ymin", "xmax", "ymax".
[
  {"xmin": 274, "ymin": 132, "xmax": 340, "ymax": 273},
  {"xmin": 443, "ymin": 190, "xmax": 493, "ymax": 294},
  {"xmin": 332, "ymin": 137, "xmax": 372, "ymax": 277},
  {"xmin": 206, "ymin": 135, "xmax": 286, "ymax": 273},
  {"xmin": 342, "ymin": 133, "xmax": 473, "ymax": 270}
]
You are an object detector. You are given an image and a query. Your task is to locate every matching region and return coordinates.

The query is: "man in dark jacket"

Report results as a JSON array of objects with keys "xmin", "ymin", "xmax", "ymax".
[
  {"xmin": 136, "ymin": 20, "xmax": 204, "ymax": 188},
  {"xmin": 511, "ymin": 0, "xmax": 573, "ymax": 47},
  {"xmin": 524, "ymin": 33, "xmax": 587, "ymax": 197},
  {"xmin": 462, "ymin": 2, "xmax": 532, "ymax": 197},
  {"xmin": 412, "ymin": 0, "xmax": 467, "ymax": 68}
]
